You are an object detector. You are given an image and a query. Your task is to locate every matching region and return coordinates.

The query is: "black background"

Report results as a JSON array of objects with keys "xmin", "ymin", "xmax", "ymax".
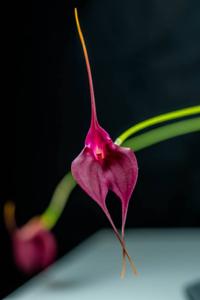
[{"xmin": 1, "ymin": 0, "xmax": 200, "ymax": 297}]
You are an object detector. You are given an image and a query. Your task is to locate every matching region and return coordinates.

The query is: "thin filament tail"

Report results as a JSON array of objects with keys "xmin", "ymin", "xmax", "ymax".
[
  {"xmin": 103, "ymin": 205, "xmax": 138, "ymax": 276},
  {"xmin": 4, "ymin": 201, "xmax": 16, "ymax": 233},
  {"xmin": 74, "ymin": 8, "xmax": 98, "ymax": 127},
  {"xmin": 120, "ymin": 206, "xmax": 128, "ymax": 278},
  {"xmin": 120, "ymin": 248, "xmax": 126, "ymax": 279}
]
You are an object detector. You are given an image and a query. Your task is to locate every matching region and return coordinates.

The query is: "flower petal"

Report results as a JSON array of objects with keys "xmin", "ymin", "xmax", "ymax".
[
  {"xmin": 71, "ymin": 143, "xmax": 138, "ymax": 238},
  {"xmin": 71, "ymin": 147, "xmax": 108, "ymax": 208},
  {"xmin": 104, "ymin": 145, "xmax": 138, "ymax": 238},
  {"xmin": 71, "ymin": 143, "xmax": 138, "ymax": 276},
  {"xmin": 13, "ymin": 222, "xmax": 57, "ymax": 274}
]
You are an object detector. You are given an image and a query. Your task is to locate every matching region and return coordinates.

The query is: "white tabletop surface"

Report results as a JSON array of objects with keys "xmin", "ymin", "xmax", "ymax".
[{"xmin": 5, "ymin": 229, "xmax": 200, "ymax": 300}]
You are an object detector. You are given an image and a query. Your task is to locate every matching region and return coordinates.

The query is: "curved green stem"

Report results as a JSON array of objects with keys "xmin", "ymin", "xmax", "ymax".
[
  {"xmin": 40, "ymin": 114, "xmax": 200, "ymax": 230},
  {"xmin": 40, "ymin": 173, "xmax": 76, "ymax": 230},
  {"xmin": 115, "ymin": 105, "xmax": 200, "ymax": 145},
  {"xmin": 122, "ymin": 117, "xmax": 200, "ymax": 151}
]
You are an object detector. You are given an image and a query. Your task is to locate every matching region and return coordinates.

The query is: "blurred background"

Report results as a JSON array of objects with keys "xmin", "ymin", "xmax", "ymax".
[{"xmin": 1, "ymin": 0, "xmax": 200, "ymax": 297}]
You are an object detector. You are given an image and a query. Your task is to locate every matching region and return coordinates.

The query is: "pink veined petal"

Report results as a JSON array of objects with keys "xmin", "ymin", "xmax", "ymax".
[
  {"xmin": 72, "ymin": 144, "xmax": 138, "ymax": 234},
  {"xmin": 71, "ymin": 142, "xmax": 138, "ymax": 275},
  {"xmin": 104, "ymin": 145, "xmax": 138, "ymax": 239},
  {"xmin": 71, "ymin": 147, "xmax": 108, "ymax": 208}
]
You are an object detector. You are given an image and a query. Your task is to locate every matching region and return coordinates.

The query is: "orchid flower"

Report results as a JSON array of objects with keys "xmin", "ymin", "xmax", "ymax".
[
  {"xmin": 71, "ymin": 8, "xmax": 138, "ymax": 276},
  {"xmin": 4, "ymin": 202, "xmax": 57, "ymax": 274},
  {"xmin": 5, "ymin": 114, "xmax": 199, "ymax": 275}
]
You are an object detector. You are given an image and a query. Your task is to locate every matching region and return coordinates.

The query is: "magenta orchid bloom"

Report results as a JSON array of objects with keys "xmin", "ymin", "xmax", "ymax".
[
  {"xmin": 72, "ymin": 9, "xmax": 138, "ymax": 276},
  {"xmin": 13, "ymin": 218, "xmax": 57, "ymax": 274},
  {"xmin": 4, "ymin": 203, "xmax": 57, "ymax": 274}
]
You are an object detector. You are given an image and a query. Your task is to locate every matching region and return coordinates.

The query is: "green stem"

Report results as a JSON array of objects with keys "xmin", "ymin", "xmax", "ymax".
[
  {"xmin": 122, "ymin": 117, "xmax": 200, "ymax": 151},
  {"xmin": 40, "ymin": 113, "xmax": 200, "ymax": 230},
  {"xmin": 115, "ymin": 105, "xmax": 200, "ymax": 145},
  {"xmin": 41, "ymin": 173, "xmax": 76, "ymax": 230}
]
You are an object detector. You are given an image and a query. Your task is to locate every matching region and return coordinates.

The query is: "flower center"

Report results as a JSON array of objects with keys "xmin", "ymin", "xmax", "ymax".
[{"xmin": 94, "ymin": 146, "xmax": 105, "ymax": 160}]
